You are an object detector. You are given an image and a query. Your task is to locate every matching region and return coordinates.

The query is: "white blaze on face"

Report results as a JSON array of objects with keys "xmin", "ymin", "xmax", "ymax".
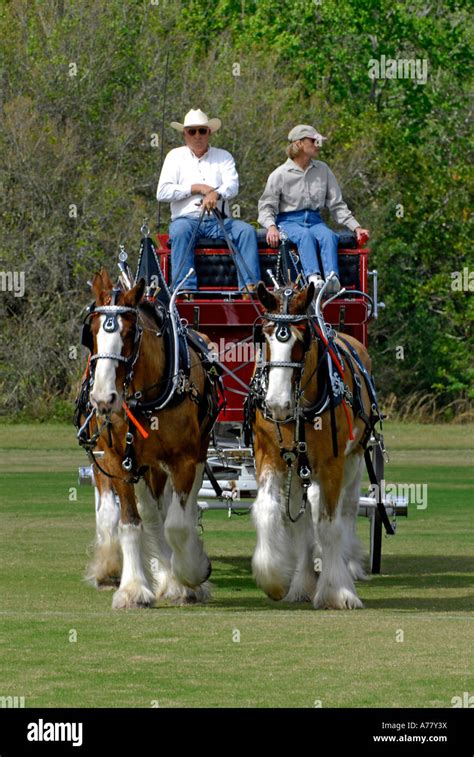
[
  {"xmin": 264, "ymin": 330, "xmax": 297, "ymax": 420},
  {"xmin": 90, "ymin": 315, "xmax": 123, "ymax": 413}
]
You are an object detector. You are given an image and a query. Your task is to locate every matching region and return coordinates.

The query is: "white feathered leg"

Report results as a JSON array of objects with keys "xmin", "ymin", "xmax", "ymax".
[
  {"xmin": 112, "ymin": 521, "xmax": 156, "ymax": 609},
  {"xmin": 137, "ymin": 477, "xmax": 208, "ymax": 604},
  {"xmin": 284, "ymin": 482, "xmax": 318, "ymax": 603},
  {"xmin": 85, "ymin": 484, "xmax": 122, "ymax": 589},
  {"xmin": 313, "ymin": 510, "xmax": 363, "ymax": 610},
  {"xmin": 252, "ymin": 469, "xmax": 293, "ymax": 601},
  {"xmin": 164, "ymin": 463, "xmax": 211, "ymax": 597},
  {"xmin": 340, "ymin": 454, "xmax": 368, "ymax": 581}
]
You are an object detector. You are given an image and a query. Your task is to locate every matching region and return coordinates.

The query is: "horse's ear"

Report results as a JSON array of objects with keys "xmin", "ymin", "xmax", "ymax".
[
  {"xmin": 257, "ymin": 281, "xmax": 278, "ymax": 312},
  {"xmin": 99, "ymin": 268, "xmax": 114, "ymax": 291},
  {"xmin": 305, "ymin": 282, "xmax": 315, "ymax": 310},
  {"xmin": 292, "ymin": 283, "xmax": 315, "ymax": 313},
  {"xmin": 91, "ymin": 272, "xmax": 104, "ymax": 301},
  {"xmin": 123, "ymin": 278, "xmax": 145, "ymax": 307}
]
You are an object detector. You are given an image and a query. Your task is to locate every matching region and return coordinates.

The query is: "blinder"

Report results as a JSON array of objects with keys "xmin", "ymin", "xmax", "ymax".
[
  {"xmin": 80, "ymin": 288, "xmax": 139, "ymax": 359},
  {"xmin": 253, "ymin": 323, "xmax": 264, "ymax": 345},
  {"xmin": 81, "ymin": 322, "xmax": 94, "ymax": 351},
  {"xmin": 295, "ymin": 322, "xmax": 312, "ymax": 353},
  {"xmin": 81, "ymin": 302, "xmax": 96, "ymax": 352}
]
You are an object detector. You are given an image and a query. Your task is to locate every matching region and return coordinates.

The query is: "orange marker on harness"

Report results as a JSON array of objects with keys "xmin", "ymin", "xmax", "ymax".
[{"xmin": 122, "ymin": 401, "xmax": 149, "ymax": 439}]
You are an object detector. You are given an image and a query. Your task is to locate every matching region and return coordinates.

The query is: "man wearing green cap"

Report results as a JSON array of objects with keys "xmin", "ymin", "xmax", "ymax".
[{"xmin": 258, "ymin": 124, "xmax": 369, "ymax": 294}]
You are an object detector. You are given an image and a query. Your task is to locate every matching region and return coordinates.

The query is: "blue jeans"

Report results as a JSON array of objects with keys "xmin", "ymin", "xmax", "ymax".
[
  {"xmin": 276, "ymin": 210, "xmax": 339, "ymax": 279},
  {"xmin": 169, "ymin": 215, "xmax": 261, "ymax": 291}
]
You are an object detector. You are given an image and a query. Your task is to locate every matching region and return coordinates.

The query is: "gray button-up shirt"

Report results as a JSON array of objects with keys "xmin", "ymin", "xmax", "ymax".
[{"xmin": 258, "ymin": 158, "xmax": 360, "ymax": 231}]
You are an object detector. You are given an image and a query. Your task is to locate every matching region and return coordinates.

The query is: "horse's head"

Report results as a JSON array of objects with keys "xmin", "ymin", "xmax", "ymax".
[
  {"xmin": 86, "ymin": 268, "xmax": 145, "ymax": 416},
  {"xmin": 256, "ymin": 282, "xmax": 315, "ymax": 421}
]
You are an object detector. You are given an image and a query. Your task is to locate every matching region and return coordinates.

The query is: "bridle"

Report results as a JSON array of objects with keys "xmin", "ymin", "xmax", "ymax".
[
  {"xmin": 76, "ymin": 284, "xmax": 223, "ymax": 486},
  {"xmin": 77, "ymin": 287, "xmax": 146, "ymax": 484},
  {"xmin": 82, "ymin": 287, "xmax": 143, "ymax": 387},
  {"xmin": 253, "ymin": 287, "xmax": 313, "ymax": 424},
  {"xmin": 248, "ymin": 287, "xmax": 318, "ymax": 522}
]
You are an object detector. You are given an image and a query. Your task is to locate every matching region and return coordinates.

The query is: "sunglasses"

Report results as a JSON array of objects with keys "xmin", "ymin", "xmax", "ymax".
[{"xmin": 185, "ymin": 127, "xmax": 209, "ymax": 136}]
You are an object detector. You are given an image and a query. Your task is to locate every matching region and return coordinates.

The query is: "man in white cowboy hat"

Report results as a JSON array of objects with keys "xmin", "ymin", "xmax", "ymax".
[
  {"xmin": 157, "ymin": 108, "xmax": 260, "ymax": 294},
  {"xmin": 258, "ymin": 124, "xmax": 370, "ymax": 294}
]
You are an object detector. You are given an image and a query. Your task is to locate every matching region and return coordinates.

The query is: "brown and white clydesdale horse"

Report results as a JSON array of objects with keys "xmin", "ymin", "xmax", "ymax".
[
  {"xmin": 78, "ymin": 269, "xmax": 220, "ymax": 608},
  {"xmin": 248, "ymin": 282, "xmax": 376, "ymax": 610}
]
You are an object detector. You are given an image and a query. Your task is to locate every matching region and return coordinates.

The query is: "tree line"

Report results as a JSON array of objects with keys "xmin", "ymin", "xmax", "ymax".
[{"xmin": 0, "ymin": 0, "xmax": 472, "ymax": 421}]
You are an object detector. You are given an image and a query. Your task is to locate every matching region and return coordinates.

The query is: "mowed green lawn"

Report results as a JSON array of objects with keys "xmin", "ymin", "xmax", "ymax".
[{"xmin": 0, "ymin": 422, "xmax": 472, "ymax": 708}]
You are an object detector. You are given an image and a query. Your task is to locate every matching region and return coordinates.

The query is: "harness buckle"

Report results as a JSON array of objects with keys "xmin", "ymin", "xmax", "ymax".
[
  {"xmin": 298, "ymin": 466, "xmax": 311, "ymax": 480},
  {"xmin": 297, "ymin": 441, "xmax": 307, "ymax": 453},
  {"xmin": 282, "ymin": 450, "xmax": 296, "ymax": 465},
  {"xmin": 276, "ymin": 324, "xmax": 291, "ymax": 342},
  {"xmin": 125, "ymin": 432, "xmax": 134, "ymax": 445},
  {"xmin": 378, "ymin": 436, "xmax": 390, "ymax": 463},
  {"xmin": 122, "ymin": 457, "xmax": 133, "ymax": 471}
]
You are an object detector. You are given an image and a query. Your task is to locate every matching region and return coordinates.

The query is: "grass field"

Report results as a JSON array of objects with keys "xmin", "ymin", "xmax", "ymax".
[{"xmin": 0, "ymin": 422, "xmax": 473, "ymax": 708}]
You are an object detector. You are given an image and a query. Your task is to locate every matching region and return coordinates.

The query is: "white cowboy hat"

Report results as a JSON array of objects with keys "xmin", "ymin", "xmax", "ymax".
[{"xmin": 170, "ymin": 108, "xmax": 222, "ymax": 133}]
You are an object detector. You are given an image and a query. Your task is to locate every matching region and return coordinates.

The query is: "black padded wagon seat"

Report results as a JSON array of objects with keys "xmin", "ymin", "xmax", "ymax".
[
  {"xmin": 163, "ymin": 230, "xmax": 361, "ymax": 290},
  {"xmin": 165, "ymin": 229, "xmax": 358, "ymax": 250}
]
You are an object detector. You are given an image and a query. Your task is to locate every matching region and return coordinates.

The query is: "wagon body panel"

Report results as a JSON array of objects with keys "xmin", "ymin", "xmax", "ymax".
[{"xmin": 157, "ymin": 236, "xmax": 372, "ymax": 424}]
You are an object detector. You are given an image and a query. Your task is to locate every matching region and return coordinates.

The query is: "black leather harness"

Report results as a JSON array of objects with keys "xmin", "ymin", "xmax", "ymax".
[
  {"xmin": 244, "ymin": 288, "xmax": 393, "ymax": 532},
  {"xmin": 75, "ymin": 296, "xmax": 225, "ymax": 484}
]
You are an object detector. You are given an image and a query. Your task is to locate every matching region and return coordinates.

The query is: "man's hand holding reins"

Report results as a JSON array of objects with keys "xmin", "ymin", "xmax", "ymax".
[
  {"xmin": 266, "ymin": 224, "xmax": 281, "ymax": 247},
  {"xmin": 202, "ymin": 189, "xmax": 220, "ymax": 212}
]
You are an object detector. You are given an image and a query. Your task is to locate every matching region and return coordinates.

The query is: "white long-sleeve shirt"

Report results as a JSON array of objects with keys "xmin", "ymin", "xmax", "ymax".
[
  {"xmin": 258, "ymin": 158, "xmax": 360, "ymax": 231},
  {"xmin": 157, "ymin": 145, "xmax": 239, "ymax": 220}
]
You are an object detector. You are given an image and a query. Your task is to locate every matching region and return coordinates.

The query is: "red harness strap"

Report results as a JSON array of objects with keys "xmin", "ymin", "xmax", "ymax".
[
  {"xmin": 314, "ymin": 323, "xmax": 345, "ymax": 377},
  {"xmin": 122, "ymin": 401, "xmax": 149, "ymax": 439},
  {"xmin": 314, "ymin": 323, "xmax": 354, "ymax": 440}
]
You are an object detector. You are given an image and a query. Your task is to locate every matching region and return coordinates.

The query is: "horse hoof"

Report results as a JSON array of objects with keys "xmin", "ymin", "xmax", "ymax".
[
  {"xmin": 112, "ymin": 584, "xmax": 155, "ymax": 609},
  {"xmin": 203, "ymin": 558, "xmax": 212, "ymax": 582},
  {"xmin": 97, "ymin": 576, "xmax": 121, "ymax": 590},
  {"xmin": 314, "ymin": 588, "xmax": 363, "ymax": 610}
]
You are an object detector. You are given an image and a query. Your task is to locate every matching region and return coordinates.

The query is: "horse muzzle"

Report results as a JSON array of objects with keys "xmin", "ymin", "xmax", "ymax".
[
  {"xmin": 90, "ymin": 390, "xmax": 121, "ymax": 416},
  {"xmin": 264, "ymin": 398, "xmax": 294, "ymax": 422}
]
